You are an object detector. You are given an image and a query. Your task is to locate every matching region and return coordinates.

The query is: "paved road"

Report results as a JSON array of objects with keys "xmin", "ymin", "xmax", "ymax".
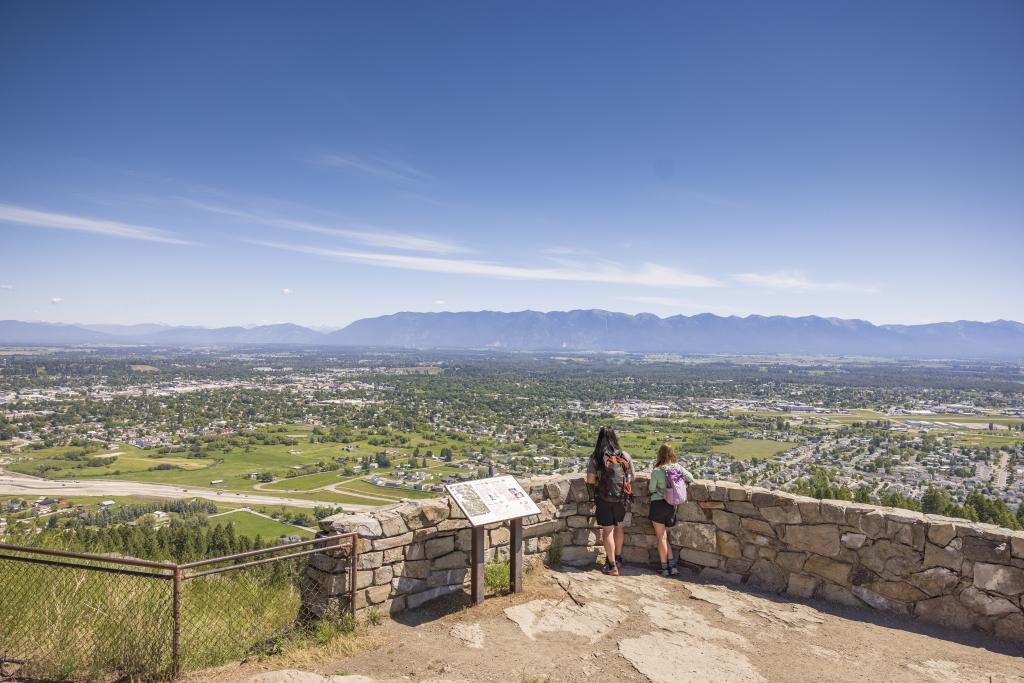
[{"xmin": 0, "ymin": 469, "xmax": 377, "ymax": 511}]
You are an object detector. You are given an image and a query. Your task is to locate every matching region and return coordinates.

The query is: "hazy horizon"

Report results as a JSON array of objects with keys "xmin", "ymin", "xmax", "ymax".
[
  {"xmin": 2, "ymin": 2, "xmax": 1022, "ymax": 327},
  {"xmin": 5, "ymin": 307, "xmax": 1024, "ymax": 331}
]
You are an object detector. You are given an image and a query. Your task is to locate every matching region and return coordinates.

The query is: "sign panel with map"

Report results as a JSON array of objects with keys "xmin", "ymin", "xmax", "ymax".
[{"xmin": 446, "ymin": 475, "xmax": 541, "ymax": 526}]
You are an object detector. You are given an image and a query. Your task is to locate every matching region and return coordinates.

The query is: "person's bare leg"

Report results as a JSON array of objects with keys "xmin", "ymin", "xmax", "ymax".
[
  {"xmin": 602, "ymin": 525, "xmax": 616, "ymax": 568},
  {"xmin": 652, "ymin": 521, "xmax": 668, "ymax": 564}
]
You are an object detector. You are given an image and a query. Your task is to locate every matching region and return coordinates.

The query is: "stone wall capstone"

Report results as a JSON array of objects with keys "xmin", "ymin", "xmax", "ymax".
[{"xmin": 304, "ymin": 475, "xmax": 1024, "ymax": 643}]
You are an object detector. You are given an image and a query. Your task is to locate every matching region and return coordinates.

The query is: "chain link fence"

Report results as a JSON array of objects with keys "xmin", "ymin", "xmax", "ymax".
[{"xmin": 0, "ymin": 534, "xmax": 356, "ymax": 681}]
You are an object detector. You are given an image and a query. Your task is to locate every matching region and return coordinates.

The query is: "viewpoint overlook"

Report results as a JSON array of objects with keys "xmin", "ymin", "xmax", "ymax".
[
  {"xmin": 3, "ymin": 0, "xmax": 1024, "ymax": 680},
  {"xmin": 212, "ymin": 475, "xmax": 1024, "ymax": 683}
]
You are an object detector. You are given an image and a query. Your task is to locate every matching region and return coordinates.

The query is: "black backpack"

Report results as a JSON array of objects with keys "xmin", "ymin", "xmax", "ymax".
[{"xmin": 597, "ymin": 453, "xmax": 634, "ymax": 501}]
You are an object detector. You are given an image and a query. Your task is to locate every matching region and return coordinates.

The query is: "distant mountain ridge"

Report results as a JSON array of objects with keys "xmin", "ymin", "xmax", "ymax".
[{"xmin": 1, "ymin": 311, "xmax": 1023, "ymax": 359}]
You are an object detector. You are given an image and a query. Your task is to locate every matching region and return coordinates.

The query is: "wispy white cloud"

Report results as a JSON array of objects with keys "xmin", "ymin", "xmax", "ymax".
[
  {"xmin": 542, "ymin": 246, "xmax": 594, "ymax": 257},
  {"xmin": 50, "ymin": 297, "xmax": 62, "ymax": 305},
  {"xmin": 186, "ymin": 201, "xmax": 466, "ymax": 255},
  {"xmin": 733, "ymin": 270, "xmax": 879, "ymax": 294},
  {"xmin": 311, "ymin": 152, "xmax": 433, "ymax": 185},
  {"xmin": 249, "ymin": 240, "xmax": 722, "ymax": 289},
  {"xmin": 281, "ymin": 288, "xmax": 294, "ymax": 295},
  {"xmin": 0, "ymin": 203, "xmax": 195, "ymax": 245},
  {"xmin": 399, "ymin": 192, "xmax": 461, "ymax": 209},
  {"xmin": 0, "ymin": 284, "xmax": 13, "ymax": 290}
]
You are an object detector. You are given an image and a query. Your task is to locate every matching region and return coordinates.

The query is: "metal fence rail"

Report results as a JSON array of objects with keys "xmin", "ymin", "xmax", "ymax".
[{"xmin": 0, "ymin": 533, "xmax": 357, "ymax": 681}]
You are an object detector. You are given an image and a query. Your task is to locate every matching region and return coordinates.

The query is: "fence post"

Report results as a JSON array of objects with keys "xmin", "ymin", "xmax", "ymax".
[{"xmin": 172, "ymin": 565, "xmax": 182, "ymax": 677}]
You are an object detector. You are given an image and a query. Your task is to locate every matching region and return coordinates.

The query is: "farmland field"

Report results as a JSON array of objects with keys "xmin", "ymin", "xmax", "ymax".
[
  {"xmin": 335, "ymin": 478, "xmax": 437, "ymax": 500},
  {"xmin": 261, "ymin": 470, "xmax": 352, "ymax": 491},
  {"xmin": 212, "ymin": 509, "xmax": 314, "ymax": 540},
  {"xmin": 711, "ymin": 438, "xmax": 791, "ymax": 461}
]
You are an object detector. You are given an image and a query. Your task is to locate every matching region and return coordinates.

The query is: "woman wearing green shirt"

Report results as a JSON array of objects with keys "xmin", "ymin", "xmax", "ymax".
[{"xmin": 649, "ymin": 444, "xmax": 695, "ymax": 576}]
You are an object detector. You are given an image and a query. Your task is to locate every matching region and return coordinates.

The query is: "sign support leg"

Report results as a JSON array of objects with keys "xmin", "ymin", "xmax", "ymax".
[
  {"xmin": 470, "ymin": 525, "xmax": 485, "ymax": 605},
  {"xmin": 510, "ymin": 517, "xmax": 523, "ymax": 594}
]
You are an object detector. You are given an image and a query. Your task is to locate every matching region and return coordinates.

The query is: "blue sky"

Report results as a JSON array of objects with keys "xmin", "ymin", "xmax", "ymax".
[{"xmin": 1, "ymin": 1, "xmax": 1022, "ymax": 327}]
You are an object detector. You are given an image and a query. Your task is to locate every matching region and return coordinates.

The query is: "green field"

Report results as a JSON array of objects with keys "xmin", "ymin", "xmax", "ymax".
[
  {"xmin": 712, "ymin": 438, "xmax": 791, "ymax": 461},
  {"xmin": 614, "ymin": 420, "xmax": 734, "ymax": 460},
  {"xmin": 261, "ymin": 470, "xmax": 352, "ymax": 491},
  {"xmin": 8, "ymin": 427, "xmax": 469, "ymax": 505},
  {"xmin": 213, "ymin": 509, "xmax": 313, "ymax": 540},
  {"xmin": 335, "ymin": 478, "xmax": 438, "ymax": 500}
]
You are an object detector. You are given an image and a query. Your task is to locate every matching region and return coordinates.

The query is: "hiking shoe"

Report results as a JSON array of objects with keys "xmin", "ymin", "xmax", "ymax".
[
  {"xmin": 609, "ymin": 565, "xmax": 620, "ymax": 577},
  {"xmin": 616, "ymin": 555, "xmax": 624, "ymax": 567},
  {"xmin": 659, "ymin": 566, "xmax": 671, "ymax": 577},
  {"xmin": 602, "ymin": 560, "xmax": 615, "ymax": 574},
  {"xmin": 669, "ymin": 565, "xmax": 679, "ymax": 576}
]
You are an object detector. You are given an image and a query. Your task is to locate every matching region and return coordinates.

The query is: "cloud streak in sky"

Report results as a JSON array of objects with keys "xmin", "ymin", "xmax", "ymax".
[
  {"xmin": 311, "ymin": 152, "xmax": 433, "ymax": 185},
  {"xmin": 0, "ymin": 203, "xmax": 194, "ymax": 245},
  {"xmin": 187, "ymin": 201, "xmax": 466, "ymax": 255},
  {"xmin": 733, "ymin": 270, "xmax": 879, "ymax": 294},
  {"xmin": 250, "ymin": 240, "xmax": 722, "ymax": 289}
]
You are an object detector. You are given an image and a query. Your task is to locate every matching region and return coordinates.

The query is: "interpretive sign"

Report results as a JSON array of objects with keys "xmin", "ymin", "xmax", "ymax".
[
  {"xmin": 446, "ymin": 475, "xmax": 537, "ymax": 603},
  {"xmin": 446, "ymin": 475, "xmax": 540, "ymax": 527}
]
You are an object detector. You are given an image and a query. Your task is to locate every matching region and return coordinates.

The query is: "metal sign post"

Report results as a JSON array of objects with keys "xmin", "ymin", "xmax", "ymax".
[
  {"xmin": 468, "ymin": 516, "xmax": 526, "ymax": 604},
  {"xmin": 470, "ymin": 525, "xmax": 486, "ymax": 604},
  {"xmin": 509, "ymin": 516, "xmax": 524, "ymax": 593}
]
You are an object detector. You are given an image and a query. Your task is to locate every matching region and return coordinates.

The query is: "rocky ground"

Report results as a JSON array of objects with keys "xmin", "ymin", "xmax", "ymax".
[{"xmin": 217, "ymin": 567, "xmax": 1023, "ymax": 683}]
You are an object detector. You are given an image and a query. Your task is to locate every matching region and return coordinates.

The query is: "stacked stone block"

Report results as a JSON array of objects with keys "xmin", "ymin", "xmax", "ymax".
[{"xmin": 304, "ymin": 474, "xmax": 1024, "ymax": 644}]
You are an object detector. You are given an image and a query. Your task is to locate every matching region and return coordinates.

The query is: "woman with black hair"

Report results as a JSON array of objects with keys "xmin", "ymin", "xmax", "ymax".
[{"xmin": 585, "ymin": 427, "xmax": 634, "ymax": 576}]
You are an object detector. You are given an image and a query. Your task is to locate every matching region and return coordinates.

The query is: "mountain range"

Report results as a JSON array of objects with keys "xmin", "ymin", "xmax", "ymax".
[{"xmin": 1, "ymin": 311, "xmax": 1023, "ymax": 359}]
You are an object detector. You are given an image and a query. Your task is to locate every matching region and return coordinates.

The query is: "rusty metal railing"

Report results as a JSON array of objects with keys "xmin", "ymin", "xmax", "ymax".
[{"xmin": 0, "ymin": 532, "xmax": 358, "ymax": 680}]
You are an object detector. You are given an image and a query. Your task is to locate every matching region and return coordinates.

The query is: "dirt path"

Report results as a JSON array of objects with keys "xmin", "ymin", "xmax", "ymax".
[
  {"xmin": 216, "ymin": 567, "xmax": 1024, "ymax": 683},
  {"xmin": 994, "ymin": 452, "xmax": 1009, "ymax": 490}
]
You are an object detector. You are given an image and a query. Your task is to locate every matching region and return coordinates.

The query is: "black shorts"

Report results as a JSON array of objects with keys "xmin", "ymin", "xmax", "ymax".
[
  {"xmin": 595, "ymin": 498, "xmax": 627, "ymax": 527},
  {"xmin": 649, "ymin": 499, "xmax": 678, "ymax": 527}
]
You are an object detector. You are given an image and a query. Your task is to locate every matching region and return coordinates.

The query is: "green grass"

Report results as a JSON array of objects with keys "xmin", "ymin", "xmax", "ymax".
[
  {"xmin": 484, "ymin": 560, "xmax": 510, "ymax": 594},
  {"xmin": 214, "ymin": 510, "xmax": 313, "ymax": 539},
  {"xmin": 712, "ymin": 438, "xmax": 791, "ymax": 461},
  {"xmin": 335, "ymin": 479, "xmax": 438, "ymax": 500},
  {"xmin": 11, "ymin": 437, "xmax": 456, "ymax": 503},
  {"xmin": 0, "ymin": 550, "xmax": 342, "ymax": 680},
  {"xmin": 954, "ymin": 432, "xmax": 1024, "ymax": 448},
  {"xmin": 261, "ymin": 470, "xmax": 352, "ymax": 491},
  {"xmin": 264, "ymin": 490, "xmax": 396, "ymax": 506}
]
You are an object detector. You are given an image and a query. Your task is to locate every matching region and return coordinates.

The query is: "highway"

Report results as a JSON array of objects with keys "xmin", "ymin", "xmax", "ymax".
[{"xmin": 0, "ymin": 469, "xmax": 377, "ymax": 511}]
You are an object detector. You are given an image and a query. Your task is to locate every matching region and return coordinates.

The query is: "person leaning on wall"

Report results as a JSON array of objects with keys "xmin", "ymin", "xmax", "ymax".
[
  {"xmin": 647, "ymin": 443, "xmax": 695, "ymax": 576},
  {"xmin": 585, "ymin": 426, "xmax": 634, "ymax": 576}
]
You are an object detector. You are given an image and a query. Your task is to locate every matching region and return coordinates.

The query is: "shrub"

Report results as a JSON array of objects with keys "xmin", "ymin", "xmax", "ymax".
[
  {"xmin": 546, "ymin": 535, "xmax": 562, "ymax": 567},
  {"xmin": 484, "ymin": 560, "xmax": 509, "ymax": 594}
]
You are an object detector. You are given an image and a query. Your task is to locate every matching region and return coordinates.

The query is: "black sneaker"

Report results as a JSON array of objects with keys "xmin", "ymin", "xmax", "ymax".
[
  {"xmin": 659, "ymin": 565, "xmax": 670, "ymax": 577},
  {"xmin": 616, "ymin": 555, "xmax": 624, "ymax": 567},
  {"xmin": 602, "ymin": 560, "xmax": 615, "ymax": 574},
  {"xmin": 669, "ymin": 563, "xmax": 679, "ymax": 576}
]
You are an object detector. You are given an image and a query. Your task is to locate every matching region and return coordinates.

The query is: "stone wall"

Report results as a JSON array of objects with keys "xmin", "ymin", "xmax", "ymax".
[{"xmin": 305, "ymin": 475, "xmax": 1024, "ymax": 643}]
